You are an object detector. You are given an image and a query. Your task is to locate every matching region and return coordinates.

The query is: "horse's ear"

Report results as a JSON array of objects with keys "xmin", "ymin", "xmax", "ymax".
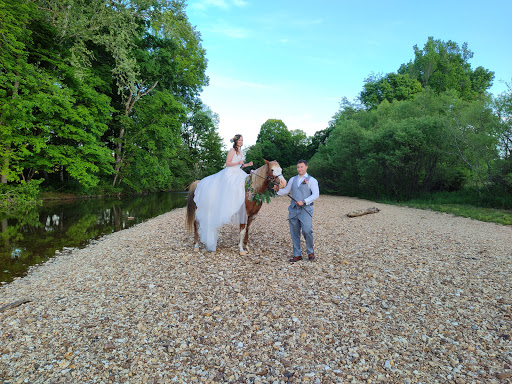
[{"xmin": 264, "ymin": 159, "xmax": 269, "ymax": 164}]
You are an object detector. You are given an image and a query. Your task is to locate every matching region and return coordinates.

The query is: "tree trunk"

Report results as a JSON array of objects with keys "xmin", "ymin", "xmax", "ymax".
[
  {"xmin": 27, "ymin": 168, "xmax": 35, "ymax": 182},
  {"xmin": 113, "ymin": 81, "xmax": 158, "ymax": 186},
  {"xmin": 1, "ymin": 156, "xmax": 8, "ymax": 184},
  {"xmin": 1, "ymin": 76, "xmax": 20, "ymax": 184},
  {"xmin": 112, "ymin": 126, "xmax": 125, "ymax": 187}
]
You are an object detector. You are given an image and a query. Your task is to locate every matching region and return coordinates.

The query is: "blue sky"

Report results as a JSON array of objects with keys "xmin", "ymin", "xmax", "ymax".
[{"xmin": 186, "ymin": 0, "xmax": 512, "ymax": 147}]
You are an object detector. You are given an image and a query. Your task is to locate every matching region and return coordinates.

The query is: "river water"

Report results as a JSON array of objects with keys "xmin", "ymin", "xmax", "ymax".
[{"xmin": 0, "ymin": 191, "xmax": 187, "ymax": 284}]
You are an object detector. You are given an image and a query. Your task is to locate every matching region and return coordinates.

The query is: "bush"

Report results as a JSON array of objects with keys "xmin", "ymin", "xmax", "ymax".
[{"xmin": 0, "ymin": 180, "xmax": 43, "ymax": 214}]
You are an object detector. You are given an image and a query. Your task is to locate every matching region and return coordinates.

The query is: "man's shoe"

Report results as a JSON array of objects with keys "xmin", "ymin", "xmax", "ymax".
[
  {"xmin": 308, "ymin": 253, "xmax": 316, "ymax": 261},
  {"xmin": 289, "ymin": 256, "xmax": 303, "ymax": 263}
]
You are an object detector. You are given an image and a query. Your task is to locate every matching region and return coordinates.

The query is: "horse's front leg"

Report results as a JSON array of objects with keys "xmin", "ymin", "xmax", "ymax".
[
  {"xmin": 239, "ymin": 223, "xmax": 247, "ymax": 255},
  {"xmin": 243, "ymin": 216, "xmax": 253, "ymax": 250}
]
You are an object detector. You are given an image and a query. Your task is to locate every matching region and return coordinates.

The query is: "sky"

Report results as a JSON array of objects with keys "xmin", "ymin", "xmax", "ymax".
[{"xmin": 186, "ymin": 0, "xmax": 512, "ymax": 148}]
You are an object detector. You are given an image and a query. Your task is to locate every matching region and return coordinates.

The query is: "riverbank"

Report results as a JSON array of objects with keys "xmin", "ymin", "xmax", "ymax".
[
  {"xmin": 41, "ymin": 191, "xmax": 128, "ymax": 201},
  {"xmin": 0, "ymin": 191, "xmax": 188, "ymax": 284},
  {"xmin": 40, "ymin": 190, "xmax": 187, "ymax": 201},
  {"xmin": 0, "ymin": 195, "xmax": 510, "ymax": 383}
]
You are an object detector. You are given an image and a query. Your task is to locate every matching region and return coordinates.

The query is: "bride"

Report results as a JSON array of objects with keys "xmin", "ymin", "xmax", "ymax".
[{"xmin": 193, "ymin": 134, "xmax": 253, "ymax": 251}]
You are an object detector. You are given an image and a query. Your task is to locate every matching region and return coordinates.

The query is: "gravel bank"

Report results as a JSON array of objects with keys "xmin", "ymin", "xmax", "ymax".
[{"xmin": 1, "ymin": 195, "xmax": 511, "ymax": 384}]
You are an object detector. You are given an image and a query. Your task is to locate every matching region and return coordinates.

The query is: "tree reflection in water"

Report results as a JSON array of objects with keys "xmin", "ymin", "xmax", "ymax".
[{"xmin": 0, "ymin": 192, "xmax": 186, "ymax": 284}]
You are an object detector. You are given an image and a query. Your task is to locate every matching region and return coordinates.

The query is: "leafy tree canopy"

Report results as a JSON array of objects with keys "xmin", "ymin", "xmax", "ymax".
[
  {"xmin": 256, "ymin": 119, "xmax": 293, "ymax": 145},
  {"xmin": 247, "ymin": 119, "xmax": 309, "ymax": 170},
  {"xmin": 310, "ymin": 89, "xmax": 501, "ymax": 198},
  {"xmin": 0, "ymin": 0, "xmax": 223, "ymax": 194},
  {"xmin": 359, "ymin": 37, "xmax": 495, "ymax": 111},
  {"xmin": 360, "ymin": 72, "xmax": 422, "ymax": 110},
  {"xmin": 398, "ymin": 37, "xmax": 494, "ymax": 100}
]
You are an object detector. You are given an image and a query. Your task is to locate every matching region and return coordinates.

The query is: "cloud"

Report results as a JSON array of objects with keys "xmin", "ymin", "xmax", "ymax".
[
  {"xmin": 280, "ymin": 114, "xmax": 328, "ymax": 137},
  {"xmin": 292, "ymin": 18, "xmax": 324, "ymax": 26},
  {"xmin": 231, "ymin": 0, "xmax": 249, "ymax": 6},
  {"xmin": 210, "ymin": 23, "xmax": 249, "ymax": 38},
  {"xmin": 203, "ymin": 0, "xmax": 229, "ymax": 8},
  {"xmin": 190, "ymin": 0, "xmax": 249, "ymax": 11},
  {"xmin": 209, "ymin": 75, "xmax": 273, "ymax": 90}
]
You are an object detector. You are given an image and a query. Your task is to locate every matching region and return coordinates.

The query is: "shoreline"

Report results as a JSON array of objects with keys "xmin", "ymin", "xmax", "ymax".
[
  {"xmin": 40, "ymin": 190, "xmax": 187, "ymax": 202},
  {"xmin": 1, "ymin": 195, "xmax": 510, "ymax": 383}
]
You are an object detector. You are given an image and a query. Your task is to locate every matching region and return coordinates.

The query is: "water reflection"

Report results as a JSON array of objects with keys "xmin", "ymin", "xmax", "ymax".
[{"xmin": 0, "ymin": 191, "xmax": 187, "ymax": 284}]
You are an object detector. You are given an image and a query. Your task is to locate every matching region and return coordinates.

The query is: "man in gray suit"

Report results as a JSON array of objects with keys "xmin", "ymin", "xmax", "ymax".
[{"xmin": 274, "ymin": 159, "xmax": 320, "ymax": 262}]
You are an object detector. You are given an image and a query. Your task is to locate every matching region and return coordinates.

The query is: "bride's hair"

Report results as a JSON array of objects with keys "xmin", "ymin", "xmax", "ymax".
[{"xmin": 231, "ymin": 134, "xmax": 242, "ymax": 152}]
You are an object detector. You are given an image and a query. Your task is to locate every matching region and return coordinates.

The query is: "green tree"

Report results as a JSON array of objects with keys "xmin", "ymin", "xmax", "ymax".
[
  {"xmin": 442, "ymin": 92, "xmax": 501, "ymax": 190},
  {"xmin": 494, "ymin": 81, "xmax": 512, "ymax": 160},
  {"xmin": 310, "ymin": 89, "xmax": 499, "ymax": 198},
  {"xmin": 182, "ymin": 103, "xmax": 225, "ymax": 179},
  {"xmin": 246, "ymin": 119, "xmax": 311, "ymax": 169},
  {"xmin": 307, "ymin": 97, "xmax": 365, "ymax": 161},
  {"xmin": 256, "ymin": 119, "xmax": 293, "ymax": 144},
  {"xmin": 309, "ymin": 119, "xmax": 364, "ymax": 195},
  {"xmin": 38, "ymin": 0, "xmax": 209, "ymax": 188},
  {"xmin": 360, "ymin": 72, "xmax": 422, "ymax": 110},
  {"xmin": 247, "ymin": 119, "xmax": 292, "ymax": 166},
  {"xmin": 358, "ymin": 113, "xmax": 453, "ymax": 197},
  {"xmin": 0, "ymin": 0, "xmax": 114, "ymax": 188},
  {"xmin": 117, "ymin": 90, "xmax": 185, "ymax": 192},
  {"xmin": 398, "ymin": 37, "xmax": 494, "ymax": 100},
  {"xmin": 492, "ymin": 81, "xmax": 512, "ymax": 191},
  {"xmin": 108, "ymin": 0, "xmax": 208, "ymax": 187},
  {"xmin": 0, "ymin": 0, "xmax": 37, "ymax": 183}
]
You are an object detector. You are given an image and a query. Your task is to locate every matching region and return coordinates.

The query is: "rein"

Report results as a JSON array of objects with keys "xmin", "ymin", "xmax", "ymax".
[
  {"xmin": 249, "ymin": 167, "xmax": 281, "ymax": 190},
  {"xmin": 285, "ymin": 193, "xmax": 313, "ymax": 219}
]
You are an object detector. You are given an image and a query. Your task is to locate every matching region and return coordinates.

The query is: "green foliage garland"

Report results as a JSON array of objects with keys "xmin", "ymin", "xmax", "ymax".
[{"xmin": 245, "ymin": 176, "xmax": 275, "ymax": 204}]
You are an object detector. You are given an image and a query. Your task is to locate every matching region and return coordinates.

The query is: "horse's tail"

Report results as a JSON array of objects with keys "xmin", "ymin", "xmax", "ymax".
[{"xmin": 186, "ymin": 180, "xmax": 200, "ymax": 232}]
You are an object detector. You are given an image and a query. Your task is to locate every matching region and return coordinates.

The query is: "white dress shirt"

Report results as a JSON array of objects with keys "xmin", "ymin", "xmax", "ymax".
[{"xmin": 276, "ymin": 172, "xmax": 320, "ymax": 205}]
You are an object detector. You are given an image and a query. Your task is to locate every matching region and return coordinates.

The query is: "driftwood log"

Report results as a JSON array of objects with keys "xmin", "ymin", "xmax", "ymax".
[
  {"xmin": 346, "ymin": 207, "xmax": 380, "ymax": 218},
  {"xmin": 0, "ymin": 299, "xmax": 31, "ymax": 313}
]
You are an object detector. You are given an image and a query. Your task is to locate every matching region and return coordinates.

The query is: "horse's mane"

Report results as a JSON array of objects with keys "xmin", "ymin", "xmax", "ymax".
[{"xmin": 250, "ymin": 163, "xmax": 268, "ymax": 191}]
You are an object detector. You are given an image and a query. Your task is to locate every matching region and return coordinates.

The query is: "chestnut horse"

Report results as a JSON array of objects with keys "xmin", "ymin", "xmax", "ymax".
[{"xmin": 186, "ymin": 159, "xmax": 286, "ymax": 255}]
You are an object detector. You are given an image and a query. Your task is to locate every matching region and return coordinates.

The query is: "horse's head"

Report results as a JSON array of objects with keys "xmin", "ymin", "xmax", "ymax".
[{"xmin": 264, "ymin": 159, "xmax": 287, "ymax": 189}]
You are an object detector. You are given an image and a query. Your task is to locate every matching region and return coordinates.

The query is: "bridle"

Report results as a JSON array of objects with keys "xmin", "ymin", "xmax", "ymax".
[
  {"xmin": 266, "ymin": 165, "xmax": 282, "ymax": 187},
  {"xmin": 249, "ymin": 164, "xmax": 282, "ymax": 191}
]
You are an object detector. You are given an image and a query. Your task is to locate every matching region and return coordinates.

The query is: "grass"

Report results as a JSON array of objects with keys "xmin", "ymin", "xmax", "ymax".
[
  {"xmin": 376, "ymin": 189, "xmax": 512, "ymax": 226},
  {"xmin": 393, "ymin": 201, "xmax": 512, "ymax": 225}
]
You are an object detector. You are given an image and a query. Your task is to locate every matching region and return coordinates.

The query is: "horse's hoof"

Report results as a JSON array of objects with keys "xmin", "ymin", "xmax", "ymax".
[
  {"xmin": 239, "ymin": 250, "xmax": 247, "ymax": 256},
  {"xmin": 194, "ymin": 247, "xmax": 199, "ymax": 252}
]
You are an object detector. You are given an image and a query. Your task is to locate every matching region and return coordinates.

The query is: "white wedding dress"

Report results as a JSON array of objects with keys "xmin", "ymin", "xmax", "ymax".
[{"xmin": 194, "ymin": 151, "xmax": 248, "ymax": 251}]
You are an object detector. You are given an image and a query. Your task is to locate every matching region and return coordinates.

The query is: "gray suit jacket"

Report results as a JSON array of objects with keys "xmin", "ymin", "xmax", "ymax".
[{"xmin": 288, "ymin": 176, "xmax": 314, "ymax": 219}]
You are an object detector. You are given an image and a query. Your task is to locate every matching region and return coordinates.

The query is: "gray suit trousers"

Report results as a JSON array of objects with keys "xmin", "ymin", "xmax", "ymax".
[{"xmin": 288, "ymin": 206, "xmax": 314, "ymax": 256}]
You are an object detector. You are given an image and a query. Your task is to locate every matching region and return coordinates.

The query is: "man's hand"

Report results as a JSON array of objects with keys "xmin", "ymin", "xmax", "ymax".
[
  {"xmin": 273, "ymin": 185, "xmax": 279, "ymax": 192},
  {"xmin": 296, "ymin": 200, "xmax": 304, "ymax": 207}
]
